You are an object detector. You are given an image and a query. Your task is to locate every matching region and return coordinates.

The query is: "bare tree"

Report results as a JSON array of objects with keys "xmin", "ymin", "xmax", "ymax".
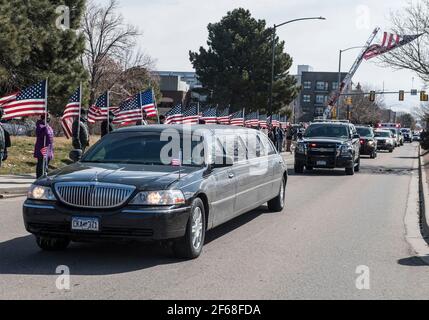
[
  {"xmin": 345, "ymin": 83, "xmax": 385, "ymax": 124},
  {"xmin": 82, "ymin": 0, "xmax": 155, "ymax": 104},
  {"xmin": 378, "ymin": 0, "xmax": 429, "ymax": 83}
]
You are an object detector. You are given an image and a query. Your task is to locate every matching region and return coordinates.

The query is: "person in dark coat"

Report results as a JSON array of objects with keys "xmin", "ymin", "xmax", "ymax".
[
  {"xmin": 276, "ymin": 125, "xmax": 285, "ymax": 152},
  {"xmin": 72, "ymin": 109, "xmax": 90, "ymax": 153},
  {"xmin": 101, "ymin": 111, "xmax": 114, "ymax": 137},
  {"xmin": 159, "ymin": 115, "xmax": 166, "ymax": 124},
  {"xmin": 34, "ymin": 114, "xmax": 54, "ymax": 178},
  {"xmin": 0, "ymin": 109, "xmax": 6, "ymax": 167}
]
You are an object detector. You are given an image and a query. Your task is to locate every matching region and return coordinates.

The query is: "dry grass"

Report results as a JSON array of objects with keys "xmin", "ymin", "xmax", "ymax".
[{"xmin": 0, "ymin": 136, "xmax": 100, "ymax": 176}]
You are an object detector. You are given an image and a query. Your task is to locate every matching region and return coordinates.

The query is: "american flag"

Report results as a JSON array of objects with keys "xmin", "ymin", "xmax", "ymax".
[
  {"xmin": 230, "ymin": 110, "xmax": 244, "ymax": 126},
  {"xmin": 280, "ymin": 115, "xmax": 288, "ymax": 128},
  {"xmin": 245, "ymin": 111, "xmax": 259, "ymax": 127},
  {"xmin": 88, "ymin": 92, "xmax": 109, "ymax": 123},
  {"xmin": 201, "ymin": 107, "xmax": 218, "ymax": 124},
  {"xmin": 270, "ymin": 114, "xmax": 280, "ymax": 127},
  {"xmin": 182, "ymin": 105, "xmax": 200, "ymax": 125},
  {"xmin": 112, "ymin": 93, "xmax": 144, "ymax": 125},
  {"xmin": 165, "ymin": 104, "xmax": 183, "ymax": 124},
  {"xmin": 41, "ymin": 146, "xmax": 48, "ymax": 157},
  {"xmin": 61, "ymin": 86, "xmax": 81, "ymax": 139},
  {"xmin": 217, "ymin": 108, "xmax": 230, "ymax": 124},
  {"xmin": 140, "ymin": 89, "xmax": 158, "ymax": 118},
  {"xmin": 364, "ymin": 32, "xmax": 423, "ymax": 60},
  {"xmin": 0, "ymin": 80, "xmax": 47, "ymax": 120},
  {"xmin": 259, "ymin": 114, "xmax": 268, "ymax": 129}
]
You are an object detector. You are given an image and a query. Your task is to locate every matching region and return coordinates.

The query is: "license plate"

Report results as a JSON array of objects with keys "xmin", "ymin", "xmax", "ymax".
[
  {"xmin": 316, "ymin": 160, "xmax": 327, "ymax": 166},
  {"xmin": 71, "ymin": 217, "xmax": 100, "ymax": 232}
]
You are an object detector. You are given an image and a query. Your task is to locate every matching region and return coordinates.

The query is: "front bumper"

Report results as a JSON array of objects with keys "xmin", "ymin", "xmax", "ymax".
[
  {"xmin": 23, "ymin": 200, "xmax": 191, "ymax": 241},
  {"xmin": 295, "ymin": 153, "xmax": 354, "ymax": 169},
  {"xmin": 359, "ymin": 143, "xmax": 376, "ymax": 155}
]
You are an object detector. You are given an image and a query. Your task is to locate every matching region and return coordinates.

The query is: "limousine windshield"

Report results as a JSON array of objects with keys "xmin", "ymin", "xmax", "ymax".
[{"xmin": 81, "ymin": 132, "xmax": 205, "ymax": 166}]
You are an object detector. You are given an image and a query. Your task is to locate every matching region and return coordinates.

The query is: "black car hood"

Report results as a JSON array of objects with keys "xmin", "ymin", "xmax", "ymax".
[
  {"xmin": 45, "ymin": 162, "xmax": 200, "ymax": 190},
  {"xmin": 301, "ymin": 137, "xmax": 347, "ymax": 144}
]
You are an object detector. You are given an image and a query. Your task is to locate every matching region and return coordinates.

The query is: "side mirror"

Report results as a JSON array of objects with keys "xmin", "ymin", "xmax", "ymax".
[
  {"xmin": 69, "ymin": 149, "xmax": 82, "ymax": 163},
  {"xmin": 211, "ymin": 155, "xmax": 234, "ymax": 168}
]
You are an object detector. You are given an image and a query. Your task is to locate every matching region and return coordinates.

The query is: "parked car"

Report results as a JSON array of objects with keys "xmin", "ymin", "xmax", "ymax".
[
  {"xmin": 295, "ymin": 121, "xmax": 360, "ymax": 175},
  {"xmin": 374, "ymin": 129, "xmax": 395, "ymax": 153},
  {"xmin": 387, "ymin": 128, "xmax": 401, "ymax": 147},
  {"xmin": 356, "ymin": 126, "xmax": 377, "ymax": 159},
  {"xmin": 401, "ymin": 128, "xmax": 412, "ymax": 143},
  {"xmin": 413, "ymin": 132, "xmax": 421, "ymax": 141},
  {"xmin": 23, "ymin": 125, "xmax": 288, "ymax": 259}
]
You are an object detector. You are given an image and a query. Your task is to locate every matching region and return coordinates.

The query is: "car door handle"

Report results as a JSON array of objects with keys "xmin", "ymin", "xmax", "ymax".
[{"xmin": 228, "ymin": 173, "xmax": 235, "ymax": 179}]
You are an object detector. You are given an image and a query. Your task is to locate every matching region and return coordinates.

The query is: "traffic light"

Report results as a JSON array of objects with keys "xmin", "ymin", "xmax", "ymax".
[
  {"xmin": 421, "ymin": 91, "xmax": 428, "ymax": 102},
  {"xmin": 369, "ymin": 91, "xmax": 376, "ymax": 102},
  {"xmin": 399, "ymin": 90, "xmax": 405, "ymax": 101},
  {"xmin": 346, "ymin": 97, "xmax": 353, "ymax": 105}
]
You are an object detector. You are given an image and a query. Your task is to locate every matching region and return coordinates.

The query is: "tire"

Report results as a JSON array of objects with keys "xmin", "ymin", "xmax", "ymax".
[
  {"xmin": 268, "ymin": 177, "xmax": 286, "ymax": 212},
  {"xmin": 370, "ymin": 151, "xmax": 376, "ymax": 159},
  {"xmin": 36, "ymin": 236, "xmax": 70, "ymax": 251},
  {"xmin": 294, "ymin": 162, "xmax": 304, "ymax": 174},
  {"xmin": 306, "ymin": 166, "xmax": 314, "ymax": 171},
  {"xmin": 345, "ymin": 164, "xmax": 355, "ymax": 176},
  {"xmin": 173, "ymin": 198, "xmax": 206, "ymax": 259},
  {"xmin": 389, "ymin": 148, "xmax": 393, "ymax": 153}
]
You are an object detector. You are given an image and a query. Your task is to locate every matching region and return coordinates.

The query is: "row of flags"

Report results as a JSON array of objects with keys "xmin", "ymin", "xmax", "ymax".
[
  {"xmin": 165, "ymin": 104, "xmax": 288, "ymax": 128},
  {"xmin": 0, "ymin": 80, "xmax": 158, "ymax": 139}
]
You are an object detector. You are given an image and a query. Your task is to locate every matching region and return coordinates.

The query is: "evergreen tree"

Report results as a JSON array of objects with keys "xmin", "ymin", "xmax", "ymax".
[
  {"xmin": 189, "ymin": 8, "xmax": 299, "ymax": 113},
  {"xmin": 0, "ymin": 0, "xmax": 87, "ymax": 115}
]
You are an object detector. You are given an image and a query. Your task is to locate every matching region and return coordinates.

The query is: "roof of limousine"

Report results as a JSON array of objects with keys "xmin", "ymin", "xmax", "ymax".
[{"xmin": 115, "ymin": 124, "xmax": 255, "ymax": 133}]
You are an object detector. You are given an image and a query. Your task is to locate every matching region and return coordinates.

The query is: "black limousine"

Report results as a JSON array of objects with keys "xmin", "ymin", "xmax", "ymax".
[{"xmin": 23, "ymin": 125, "xmax": 288, "ymax": 259}]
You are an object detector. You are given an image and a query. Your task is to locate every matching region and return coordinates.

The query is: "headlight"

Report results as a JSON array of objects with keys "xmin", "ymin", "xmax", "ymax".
[
  {"xmin": 367, "ymin": 140, "xmax": 375, "ymax": 146},
  {"xmin": 27, "ymin": 185, "xmax": 56, "ymax": 201},
  {"xmin": 340, "ymin": 144, "xmax": 353, "ymax": 156},
  {"xmin": 130, "ymin": 190, "xmax": 186, "ymax": 206}
]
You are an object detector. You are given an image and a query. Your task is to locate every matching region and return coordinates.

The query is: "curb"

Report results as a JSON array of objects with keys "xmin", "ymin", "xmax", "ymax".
[
  {"xmin": 0, "ymin": 187, "xmax": 30, "ymax": 198},
  {"xmin": 419, "ymin": 146, "xmax": 429, "ymax": 238}
]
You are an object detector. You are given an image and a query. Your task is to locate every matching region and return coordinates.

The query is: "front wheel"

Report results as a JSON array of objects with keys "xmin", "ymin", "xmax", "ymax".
[
  {"xmin": 345, "ymin": 164, "xmax": 355, "ymax": 176},
  {"xmin": 173, "ymin": 198, "xmax": 206, "ymax": 259},
  {"xmin": 36, "ymin": 236, "xmax": 70, "ymax": 251},
  {"xmin": 355, "ymin": 157, "xmax": 360, "ymax": 172},
  {"xmin": 268, "ymin": 177, "xmax": 286, "ymax": 212}
]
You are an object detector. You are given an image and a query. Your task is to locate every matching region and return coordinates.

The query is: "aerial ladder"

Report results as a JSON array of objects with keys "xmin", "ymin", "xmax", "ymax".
[{"xmin": 325, "ymin": 27, "xmax": 380, "ymax": 118}]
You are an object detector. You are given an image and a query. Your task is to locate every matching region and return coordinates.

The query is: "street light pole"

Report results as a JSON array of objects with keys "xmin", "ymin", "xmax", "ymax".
[
  {"xmin": 268, "ymin": 16, "xmax": 326, "ymax": 124},
  {"xmin": 336, "ymin": 46, "xmax": 365, "ymax": 120}
]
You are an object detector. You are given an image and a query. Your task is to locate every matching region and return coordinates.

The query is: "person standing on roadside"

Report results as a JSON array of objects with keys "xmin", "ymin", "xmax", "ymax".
[
  {"xmin": 276, "ymin": 124, "xmax": 285, "ymax": 152},
  {"xmin": 101, "ymin": 111, "xmax": 114, "ymax": 137},
  {"xmin": 0, "ymin": 108, "xmax": 10, "ymax": 167},
  {"xmin": 34, "ymin": 114, "xmax": 54, "ymax": 178},
  {"xmin": 72, "ymin": 109, "xmax": 90, "ymax": 153}
]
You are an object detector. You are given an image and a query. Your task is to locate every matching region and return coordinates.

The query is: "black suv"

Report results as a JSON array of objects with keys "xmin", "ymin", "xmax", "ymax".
[
  {"xmin": 356, "ymin": 126, "xmax": 377, "ymax": 159},
  {"xmin": 295, "ymin": 121, "xmax": 361, "ymax": 175}
]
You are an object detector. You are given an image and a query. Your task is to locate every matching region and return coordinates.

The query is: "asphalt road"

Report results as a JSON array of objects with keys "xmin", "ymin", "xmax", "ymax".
[{"xmin": 0, "ymin": 142, "xmax": 428, "ymax": 299}]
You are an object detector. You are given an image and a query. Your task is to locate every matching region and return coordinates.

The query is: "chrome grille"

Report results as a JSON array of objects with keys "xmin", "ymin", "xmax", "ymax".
[{"xmin": 55, "ymin": 182, "xmax": 136, "ymax": 208}]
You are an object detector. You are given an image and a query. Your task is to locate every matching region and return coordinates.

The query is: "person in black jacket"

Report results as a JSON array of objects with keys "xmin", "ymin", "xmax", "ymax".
[
  {"xmin": 0, "ymin": 109, "xmax": 6, "ymax": 167},
  {"xmin": 101, "ymin": 111, "xmax": 114, "ymax": 137},
  {"xmin": 72, "ymin": 109, "xmax": 90, "ymax": 153}
]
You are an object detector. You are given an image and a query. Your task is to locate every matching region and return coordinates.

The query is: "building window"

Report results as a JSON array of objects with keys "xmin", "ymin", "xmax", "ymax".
[
  {"xmin": 303, "ymin": 81, "xmax": 312, "ymax": 89},
  {"xmin": 303, "ymin": 95, "xmax": 311, "ymax": 103},
  {"xmin": 315, "ymin": 95, "xmax": 327, "ymax": 104},
  {"xmin": 332, "ymin": 82, "xmax": 339, "ymax": 90},
  {"xmin": 316, "ymin": 81, "xmax": 328, "ymax": 91},
  {"xmin": 315, "ymin": 107, "xmax": 324, "ymax": 116}
]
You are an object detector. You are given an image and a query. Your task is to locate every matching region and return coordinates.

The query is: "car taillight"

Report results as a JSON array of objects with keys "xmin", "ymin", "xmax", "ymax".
[
  {"xmin": 360, "ymin": 139, "xmax": 364, "ymax": 144},
  {"xmin": 310, "ymin": 143, "xmax": 317, "ymax": 148}
]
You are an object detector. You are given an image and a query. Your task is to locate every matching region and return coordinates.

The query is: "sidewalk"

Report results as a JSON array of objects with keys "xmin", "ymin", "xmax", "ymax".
[
  {"xmin": 419, "ymin": 148, "xmax": 429, "ymax": 237},
  {"xmin": 0, "ymin": 174, "xmax": 35, "ymax": 197}
]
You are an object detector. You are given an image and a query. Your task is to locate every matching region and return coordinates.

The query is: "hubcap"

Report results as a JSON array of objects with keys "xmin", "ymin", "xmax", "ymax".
[
  {"xmin": 191, "ymin": 207, "xmax": 203, "ymax": 250},
  {"xmin": 280, "ymin": 181, "xmax": 285, "ymax": 207}
]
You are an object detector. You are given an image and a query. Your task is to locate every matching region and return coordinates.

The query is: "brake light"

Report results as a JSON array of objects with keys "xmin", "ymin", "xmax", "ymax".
[
  {"xmin": 360, "ymin": 139, "xmax": 364, "ymax": 144},
  {"xmin": 310, "ymin": 143, "xmax": 317, "ymax": 148}
]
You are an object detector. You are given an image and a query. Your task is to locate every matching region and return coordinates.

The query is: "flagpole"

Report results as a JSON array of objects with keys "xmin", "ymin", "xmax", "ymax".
[
  {"xmin": 153, "ymin": 89, "xmax": 160, "ymax": 124},
  {"xmin": 107, "ymin": 91, "xmax": 110, "ymax": 134},
  {"xmin": 42, "ymin": 79, "xmax": 48, "ymax": 177},
  {"xmin": 77, "ymin": 82, "xmax": 82, "ymax": 146},
  {"xmin": 242, "ymin": 108, "xmax": 245, "ymax": 127}
]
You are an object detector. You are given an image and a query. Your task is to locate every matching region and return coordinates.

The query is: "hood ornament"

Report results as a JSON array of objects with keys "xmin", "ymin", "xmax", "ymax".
[{"xmin": 93, "ymin": 171, "xmax": 99, "ymax": 182}]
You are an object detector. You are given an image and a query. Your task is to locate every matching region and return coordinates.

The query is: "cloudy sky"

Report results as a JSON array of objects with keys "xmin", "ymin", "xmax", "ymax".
[{"xmin": 99, "ymin": 0, "xmax": 425, "ymax": 111}]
